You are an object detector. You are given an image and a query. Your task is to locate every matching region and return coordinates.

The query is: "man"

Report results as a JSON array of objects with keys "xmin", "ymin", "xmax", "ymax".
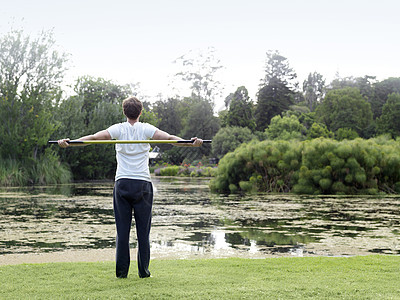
[{"xmin": 58, "ymin": 96, "xmax": 203, "ymax": 278}]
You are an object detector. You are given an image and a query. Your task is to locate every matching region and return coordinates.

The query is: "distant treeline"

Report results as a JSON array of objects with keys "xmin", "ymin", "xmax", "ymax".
[{"xmin": 1, "ymin": 30, "xmax": 400, "ymax": 190}]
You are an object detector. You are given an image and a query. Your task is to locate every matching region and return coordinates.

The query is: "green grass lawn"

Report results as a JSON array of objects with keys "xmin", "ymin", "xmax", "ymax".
[{"xmin": 1, "ymin": 256, "xmax": 399, "ymax": 299}]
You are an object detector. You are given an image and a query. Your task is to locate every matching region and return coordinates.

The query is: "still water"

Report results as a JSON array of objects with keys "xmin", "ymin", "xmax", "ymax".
[{"xmin": 0, "ymin": 176, "xmax": 399, "ymax": 258}]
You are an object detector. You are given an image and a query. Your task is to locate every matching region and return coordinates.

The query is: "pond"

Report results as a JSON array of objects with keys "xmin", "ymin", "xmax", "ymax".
[{"xmin": 0, "ymin": 176, "xmax": 399, "ymax": 259}]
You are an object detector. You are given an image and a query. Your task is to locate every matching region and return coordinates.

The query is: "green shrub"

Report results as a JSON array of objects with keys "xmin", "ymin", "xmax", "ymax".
[
  {"xmin": 210, "ymin": 140, "xmax": 302, "ymax": 193},
  {"xmin": 335, "ymin": 128, "xmax": 359, "ymax": 140},
  {"xmin": 319, "ymin": 178, "xmax": 332, "ymax": 190},
  {"xmin": 210, "ymin": 137, "xmax": 400, "ymax": 195},
  {"xmin": 239, "ymin": 181, "xmax": 255, "ymax": 193},
  {"xmin": 265, "ymin": 115, "xmax": 306, "ymax": 140},
  {"xmin": 229, "ymin": 183, "xmax": 238, "ymax": 193},
  {"xmin": 159, "ymin": 166, "xmax": 180, "ymax": 176},
  {"xmin": 155, "ymin": 165, "xmax": 217, "ymax": 178}
]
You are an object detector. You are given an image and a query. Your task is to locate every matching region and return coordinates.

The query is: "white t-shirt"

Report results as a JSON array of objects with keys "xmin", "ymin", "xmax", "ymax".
[{"xmin": 107, "ymin": 121, "xmax": 158, "ymax": 182}]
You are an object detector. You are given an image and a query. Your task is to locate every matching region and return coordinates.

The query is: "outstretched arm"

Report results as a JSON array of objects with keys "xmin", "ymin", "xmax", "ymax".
[
  {"xmin": 58, "ymin": 130, "xmax": 111, "ymax": 148},
  {"xmin": 152, "ymin": 130, "xmax": 203, "ymax": 147}
]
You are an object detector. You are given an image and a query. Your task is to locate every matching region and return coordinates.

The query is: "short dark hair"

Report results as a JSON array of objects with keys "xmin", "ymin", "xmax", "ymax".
[{"xmin": 122, "ymin": 97, "xmax": 143, "ymax": 120}]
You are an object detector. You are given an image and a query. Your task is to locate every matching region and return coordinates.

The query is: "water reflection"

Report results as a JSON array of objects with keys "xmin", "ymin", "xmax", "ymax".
[{"xmin": 0, "ymin": 177, "xmax": 399, "ymax": 258}]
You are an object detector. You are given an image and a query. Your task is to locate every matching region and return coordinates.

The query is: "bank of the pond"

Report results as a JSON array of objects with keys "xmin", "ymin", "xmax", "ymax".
[
  {"xmin": 0, "ymin": 245, "xmax": 267, "ymax": 266},
  {"xmin": 1, "ymin": 256, "xmax": 399, "ymax": 299},
  {"xmin": 0, "ymin": 160, "xmax": 216, "ymax": 186}
]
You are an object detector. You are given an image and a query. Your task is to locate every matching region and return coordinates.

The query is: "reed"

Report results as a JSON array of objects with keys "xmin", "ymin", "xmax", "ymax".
[
  {"xmin": 0, "ymin": 154, "xmax": 72, "ymax": 186},
  {"xmin": 0, "ymin": 158, "xmax": 28, "ymax": 186},
  {"xmin": 27, "ymin": 154, "xmax": 72, "ymax": 185}
]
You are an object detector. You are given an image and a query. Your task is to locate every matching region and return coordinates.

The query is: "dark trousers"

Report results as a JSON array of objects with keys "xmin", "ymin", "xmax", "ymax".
[{"xmin": 113, "ymin": 178, "xmax": 153, "ymax": 278}]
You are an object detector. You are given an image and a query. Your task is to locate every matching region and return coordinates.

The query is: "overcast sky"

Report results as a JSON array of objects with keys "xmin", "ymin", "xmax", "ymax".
[{"xmin": 1, "ymin": 0, "xmax": 400, "ymax": 110}]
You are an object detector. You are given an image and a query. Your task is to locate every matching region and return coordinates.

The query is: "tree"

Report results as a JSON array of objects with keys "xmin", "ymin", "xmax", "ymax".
[
  {"xmin": 265, "ymin": 115, "xmax": 306, "ymax": 140},
  {"xmin": 151, "ymin": 97, "xmax": 183, "ymax": 162},
  {"xmin": 53, "ymin": 77, "xmax": 130, "ymax": 179},
  {"xmin": 355, "ymin": 76, "xmax": 376, "ymax": 101},
  {"xmin": 260, "ymin": 50, "xmax": 297, "ymax": 89},
  {"xmin": 329, "ymin": 75, "xmax": 359, "ymax": 90},
  {"xmin": 255, "ymin": 77, "xmax": 293, "ymax": 131},
  {"xmin": 173, "ymin": 97, "xmax": 220, "ymax": 163},
  {"xmin": 255, "ymin": 51, "xmax": 297, "ymax": 131},
  {"xmin": 73, "ymin": 76, "xmax": 131, "ymax": 126},
  {"xmin": 335, "ymin": 128, "xmax": 359, "ymax": 140},
  {"xmin": 181, "ymin": 98, "xmax": 220, "ymax": 148},
  {"xmin": 224, "ymin": 86, "xmax": 256, "ymax": 131},
  {"xmin": 140, "ymin": 107, "xmax": 159, "ymax": 127},
  {"xmin": 212, "ymin": 126, "xmax": 256, "ymax": 159},
  {"xmin": 153, "ymin": 98, "xmax": 183, "ymax": 136},
  {"xmin": 372, "ymin": 77, "xmax": 400, "ymax": 119},
  {"xmin": 329, "ymin": 75, "xmax": 377, "ymax": 118},
  {"xmin": 315, "ymin": 87, "xmax": 373, "ymax": 136},
  {"xmin": 297, "ymin": 111, "xmax": 316, "ymax": 130},
  {"xmin": 0, "ymin": 30, "xmax": 68, "ymax": 160},
  {"xmin": 218, "ymin": 109, "xmax": 229, "ymax": 128},
  {"xmin": 306, "ymin": 123, "xmax": 334, "ymax": 139},
  {"xmin": 376, "ymin": 93, "xmax": 400, "ymax": 138},
  {"xmin": 173, "ymin": 47, "xmax": 223, "ymax": 103},
  {"xmin": 158, "ymin": 97, "xmax": 220, "ymax": 164},
  {"xmin": 303, "ymin": 72, "xmax": 325, "ymax": 111}
]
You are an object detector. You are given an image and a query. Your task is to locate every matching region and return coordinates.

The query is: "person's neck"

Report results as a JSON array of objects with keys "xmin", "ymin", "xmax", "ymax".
[{"xmin": 127, "ymin": 117, "xmax": 139, "ymax": 125}]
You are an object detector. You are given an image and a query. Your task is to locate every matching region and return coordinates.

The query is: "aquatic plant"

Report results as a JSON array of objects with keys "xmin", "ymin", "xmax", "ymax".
[
  {"xmin": 0, "ymin": 151, "xmax": 71, "ymax": 186},
  {"xmin": 210, "ymin": 137, "xmax": 400, "ymax": 195},
  {"xmin": 0, "ymin": 158, "xmax": 28, "ymax": 186},
  {"xmin": 210, "ymin": 140, "xmax": 302, "ymax": 193}
]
